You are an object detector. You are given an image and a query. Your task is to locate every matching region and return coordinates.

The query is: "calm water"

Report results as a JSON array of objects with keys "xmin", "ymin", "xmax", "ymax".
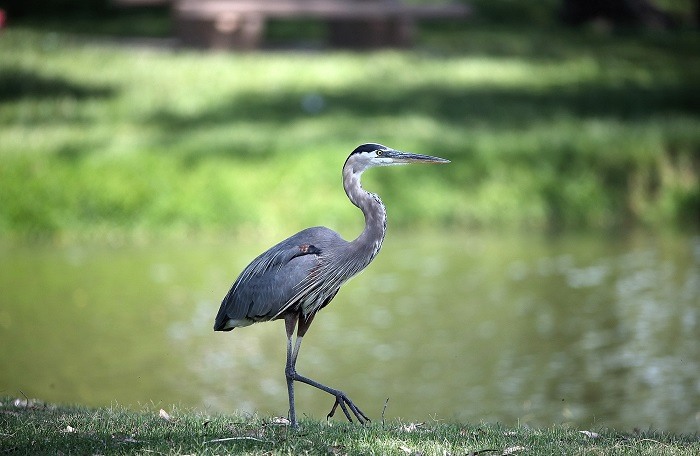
[{"xmin": 1, "ymin": 231, "xmax": 699, "ymax": 432}]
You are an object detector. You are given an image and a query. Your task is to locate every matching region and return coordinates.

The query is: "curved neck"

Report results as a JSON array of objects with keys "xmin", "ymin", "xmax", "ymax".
[{"xmin": 342, "ymin": 165, "xmax": 387, "ymax": 259}]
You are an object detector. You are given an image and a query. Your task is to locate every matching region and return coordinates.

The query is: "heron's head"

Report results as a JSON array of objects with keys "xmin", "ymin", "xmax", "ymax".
[{"xmin": 345, "ymin": 143, "xmax": 450, "ymax": 174}]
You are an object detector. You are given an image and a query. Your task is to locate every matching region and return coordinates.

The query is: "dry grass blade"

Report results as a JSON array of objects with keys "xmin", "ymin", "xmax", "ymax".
[
  {"xmin": 204, "ymin": 436, "xmax": 272, "ymax": 444},
  {"xmin": 158, "ymin": 409, "xmax": 172, "ymax": 422}
]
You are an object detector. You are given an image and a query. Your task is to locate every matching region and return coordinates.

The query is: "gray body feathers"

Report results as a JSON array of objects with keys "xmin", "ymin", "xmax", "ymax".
[{"xmin": 214, "ymin": 226, "xmax": 356, "ymax": 330}]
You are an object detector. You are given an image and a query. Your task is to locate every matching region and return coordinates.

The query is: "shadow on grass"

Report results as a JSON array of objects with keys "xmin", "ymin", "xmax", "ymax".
[
  {"xmin": 149, "ymin": 80, "xmax": 699, "ymax": 128},
  {"xmin": 0, "ymin": 68, "xmax": 115, "ymax": 102}
]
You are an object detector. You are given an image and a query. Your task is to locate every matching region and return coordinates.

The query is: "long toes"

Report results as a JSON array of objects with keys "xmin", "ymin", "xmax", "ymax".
[
  {"xmin": 347, "ymin": 401, "xmax": 370, "ymax": 424},
  {"xmin": 327, "ymin": 397, "xmax": 354, "ymax": 423},
  {"xmin": 327, "ymin": 394, "xmax": 369, "ymax": 425},
  {"xmin": 340, "ymin": 393, "xmax": 370, "ymax": 423}
]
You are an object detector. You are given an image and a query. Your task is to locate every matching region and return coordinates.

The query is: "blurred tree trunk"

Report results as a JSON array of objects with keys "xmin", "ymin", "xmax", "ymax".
[{"xmin": 560, "ymin": 0, "xmax": 676, "ymax": 28}]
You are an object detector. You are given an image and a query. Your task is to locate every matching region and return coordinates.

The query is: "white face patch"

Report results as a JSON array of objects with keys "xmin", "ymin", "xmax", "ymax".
[{"xmin": 351, "ymin": 150, "xmax": 398, "ymax": 172}]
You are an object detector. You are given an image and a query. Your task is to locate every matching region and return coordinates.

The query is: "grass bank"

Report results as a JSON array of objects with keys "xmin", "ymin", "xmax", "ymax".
[
  {"xmin": 0, "ymin": 22, "xmax": 698, "ymax": 239},
  {"xmin": 1, "ymin": 398, "xmax": 698, "ymax": 455}
]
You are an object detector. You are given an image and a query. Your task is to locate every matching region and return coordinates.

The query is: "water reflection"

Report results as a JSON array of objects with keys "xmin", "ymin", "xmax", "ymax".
[{"xmin": 0, "ymin": 231, "xmax": 698, "ymax": 432}]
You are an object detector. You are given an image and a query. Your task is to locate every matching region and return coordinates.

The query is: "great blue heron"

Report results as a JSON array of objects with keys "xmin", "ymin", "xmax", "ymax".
[{"xmin": 214, "ymin": 143, "xmax": 450, "ymax": 427}]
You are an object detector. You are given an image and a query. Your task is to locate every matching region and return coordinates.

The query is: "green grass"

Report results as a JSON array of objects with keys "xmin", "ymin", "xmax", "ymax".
[
  {"xmin": 0, "ymin": 20, "xmax": 698, "ymax": 239},
  {"xmin": 1, "ymin": 398, "xmax": 698, "ymax": 455}
]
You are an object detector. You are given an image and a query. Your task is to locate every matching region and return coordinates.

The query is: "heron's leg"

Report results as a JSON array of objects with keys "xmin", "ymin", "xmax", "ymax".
[
  {"xmin": 289, "ymin": 315, "xmax": 370, "ymax": 425},
  {"xmin": 284, "ymin": 314, "xmax": 299, "ymax": 428}
]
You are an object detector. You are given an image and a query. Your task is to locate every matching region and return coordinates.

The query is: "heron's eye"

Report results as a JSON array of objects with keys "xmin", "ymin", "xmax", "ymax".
[{"xmin": 376, "ymin": 150, "xmax": 383, "ymax": 156}]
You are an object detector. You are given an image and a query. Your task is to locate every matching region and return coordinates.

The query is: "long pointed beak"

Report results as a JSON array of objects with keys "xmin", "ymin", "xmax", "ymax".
[{"xmin": 383, "ymin": 150, "xmax": 451, "ymax": 164}]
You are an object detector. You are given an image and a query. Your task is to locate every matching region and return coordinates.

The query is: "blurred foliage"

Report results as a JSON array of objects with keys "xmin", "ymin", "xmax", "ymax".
[
  {"xmin": 0, "ymin": 2, "xmax": 698, "ymax": 239},
  {"xmin": 2, "ymin": 0, "xmax": 696, "ymax": 27},
  {"xmin": 0, "ymin": 0, "xmax": 110, "ymax": 18}
]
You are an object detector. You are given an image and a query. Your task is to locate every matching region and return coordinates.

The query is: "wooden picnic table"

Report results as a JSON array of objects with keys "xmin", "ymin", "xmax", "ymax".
[{"xmin": 114, "ymin": 0, "xmax": 471, "ymax": 49}]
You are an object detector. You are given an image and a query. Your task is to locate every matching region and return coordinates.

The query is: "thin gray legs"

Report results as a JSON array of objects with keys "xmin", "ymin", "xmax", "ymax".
[{"xmin": 283, "ymin": 313, "xmax": 369, "ymax": 428}]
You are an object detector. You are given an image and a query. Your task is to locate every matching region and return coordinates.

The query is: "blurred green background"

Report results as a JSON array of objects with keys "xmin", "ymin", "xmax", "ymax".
[{"xmin": 0, "ymin": 0, "xmax": 698, "ymax": 240}]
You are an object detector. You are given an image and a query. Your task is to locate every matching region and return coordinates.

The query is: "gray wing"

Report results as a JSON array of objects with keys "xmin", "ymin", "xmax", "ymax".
[{"xmin": 214, "ymin": 229, "xmax": 330, "ymax": 331}]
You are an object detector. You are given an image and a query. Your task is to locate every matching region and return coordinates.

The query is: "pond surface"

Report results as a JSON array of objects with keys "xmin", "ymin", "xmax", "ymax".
[{"xmin": 1, "ymin": 230, "xmax": 699, "ymax": 433}]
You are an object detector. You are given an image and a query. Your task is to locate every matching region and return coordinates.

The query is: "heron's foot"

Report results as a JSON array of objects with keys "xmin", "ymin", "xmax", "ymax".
[
  {"xmin": 327, "ymin": 392, "xmax": 370, "ymax": 425},
  {"xmin": 289, "ymin": 371, "xmax": 370, "ymax": 425}
]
